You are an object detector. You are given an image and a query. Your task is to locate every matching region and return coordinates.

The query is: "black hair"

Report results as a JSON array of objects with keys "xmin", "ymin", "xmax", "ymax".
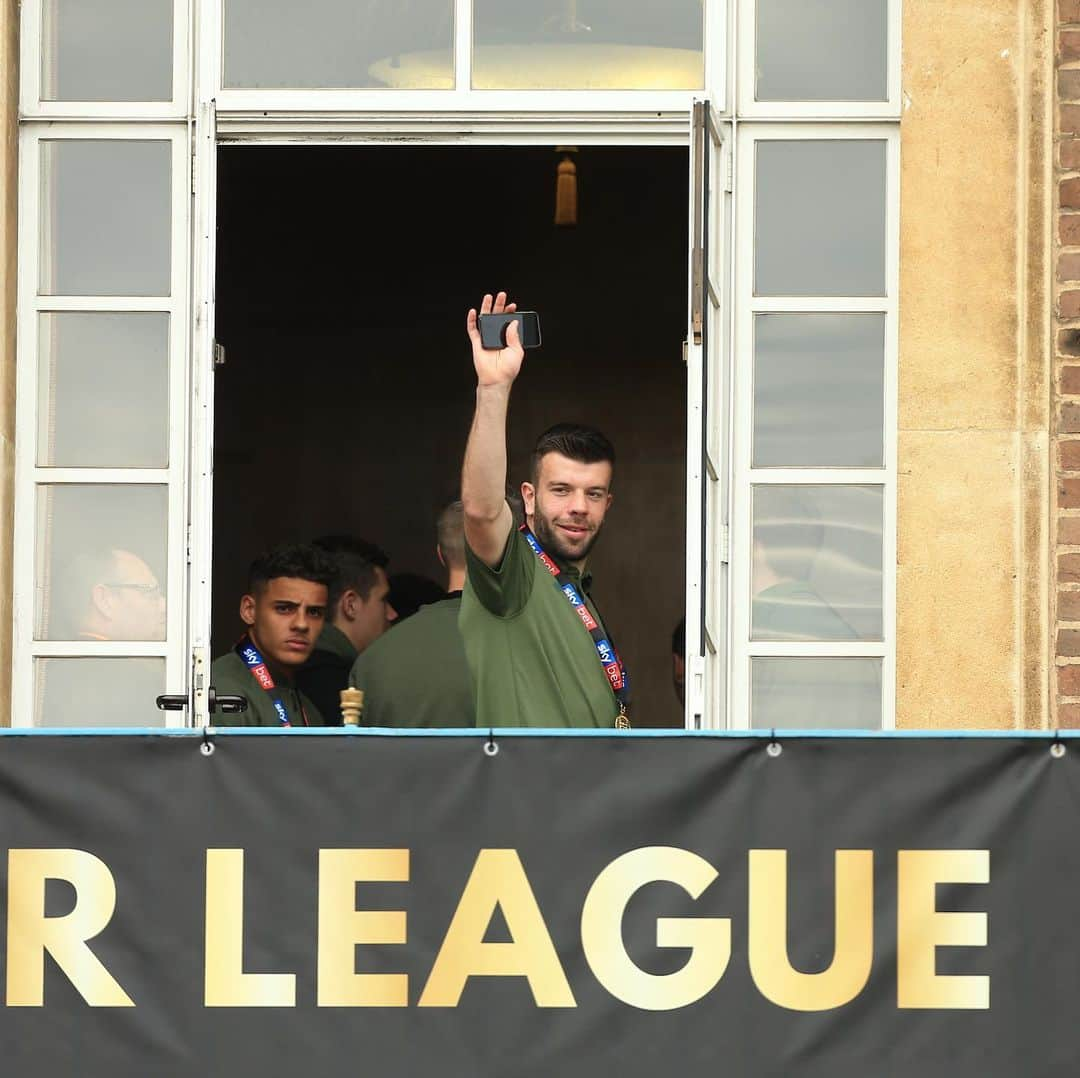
[
  {"xmin": 531, "ymin": 423, "xmax": 616, "ymax": 486},
  {"xmin": 247, "ymin": 543, "xmax": 335, "ymax": 596},
  {"xmin": 311, "ymin": 534, "xmax": 390, "ymax": 611},
  {"xmin": 672, "ymin": 616, "xmax": 686, "ymax": 659}
]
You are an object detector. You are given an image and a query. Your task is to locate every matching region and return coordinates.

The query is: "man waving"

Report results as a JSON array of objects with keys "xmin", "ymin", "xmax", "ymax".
[{"xmin": 460, "ymin": 291, "xmax": 629, "ymax": 729}]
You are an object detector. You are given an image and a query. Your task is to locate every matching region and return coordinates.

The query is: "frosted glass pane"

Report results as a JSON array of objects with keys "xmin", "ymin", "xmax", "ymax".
[
  {"xmin": 751, "ymin": 658, "xmax": 881, "ymax": 729},
  {"xmin": 34, "ymin": 658, "xmax": 166, "ymax": 728},
  {"xmin": 35, "ymin": 485, "xmax": 168, "ymax": 642},
  {"xmin": 40, "ymin": 141, "xmax": 171, "ymax": 296},
  {"xmin": 223, "ymin": 0, "xmax": 454, "ymax": 89},
  {"xmin": 472, "ymin": 0, "xmax": 703, "ymax": 89},
  {"xmin": 753, "ymin": 313, "xmax": 884, "ymax": 467},
  {"xmin": 752, "ymin": 485, "xmax": 882, "ymax": 641},
  {"xmin": 37, "ymin": 313, "xmax": 169, "ymax": 468},
  {"xmin": 756, "ymin": 0, "xmax": 887, "ymax": 102},
  {"xmin": 755, "ymin": 141, "xmax": 886, "ymax": 297},
  {"xmin": 41, "ymin": 0, "xmax": 173, "ymax": 102}
]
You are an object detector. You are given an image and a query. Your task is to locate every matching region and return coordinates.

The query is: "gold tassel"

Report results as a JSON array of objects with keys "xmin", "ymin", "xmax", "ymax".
[{"xmin": 554, "ymin": 150, "xmax": 578, "ymax": 227}]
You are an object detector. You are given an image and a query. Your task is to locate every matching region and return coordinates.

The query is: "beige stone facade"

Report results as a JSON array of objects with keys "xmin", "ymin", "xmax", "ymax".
[
  {"xmin": 0, "ymin": 0, "xmax": 1060, "ymax": 729},
  {"xmin": 900, "ymin": 0, "xmax": 1052, "ymax": 728}
]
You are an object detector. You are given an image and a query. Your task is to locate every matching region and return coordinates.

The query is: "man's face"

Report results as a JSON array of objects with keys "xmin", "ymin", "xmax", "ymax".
[
  {"xmin": 94, "ymin": 549, "xmax": 166, "ymax": 641},
  {"xmin": 522, "ymin": 452, "xmax": 614, "ymax": 565},
  {"xmin": 342, "ymin": 566, "xmax": 397, "ymax": 654},
  {"xmin": 240, "ymin": 576, "xmax": 328, "ymax": 668}
]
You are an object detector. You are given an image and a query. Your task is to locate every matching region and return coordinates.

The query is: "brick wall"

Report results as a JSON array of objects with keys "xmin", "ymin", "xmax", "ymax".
[{"xmin": 1059, "ymin": 0, "xmax": 1080, "ymax": 725}]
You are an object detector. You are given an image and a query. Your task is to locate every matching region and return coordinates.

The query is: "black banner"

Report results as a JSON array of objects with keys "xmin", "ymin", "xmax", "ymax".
[{"xmin": 1, "ymin": 732, "xmax": 1077, "ymax": 1077}]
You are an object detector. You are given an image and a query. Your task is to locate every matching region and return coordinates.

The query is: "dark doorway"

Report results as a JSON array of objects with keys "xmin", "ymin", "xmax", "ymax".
[{"xmin": 213, "ymin": 144, "xmax": 688, "ymax": 727}]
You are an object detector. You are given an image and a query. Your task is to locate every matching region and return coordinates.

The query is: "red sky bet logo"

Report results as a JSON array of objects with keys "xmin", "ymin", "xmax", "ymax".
[
  {"xmin": 252, "ymin": 665, "xmax": 274, "ymax": 691},
  {"xmin": 577, "ymin": 605, "xmax": 598, "ymax": 631},
  {"xmin": 540, "ymin": 553, "xmax": 560, "ymax": 576},
  {"xmin": 604, "ymin": 662, "xmax": 624, "ymax": 689}
]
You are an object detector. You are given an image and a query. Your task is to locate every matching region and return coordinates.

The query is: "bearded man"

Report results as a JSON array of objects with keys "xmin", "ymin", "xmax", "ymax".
[{"xmin": 460, "ymin": 291, "xmax": 629, "ymax": 729}]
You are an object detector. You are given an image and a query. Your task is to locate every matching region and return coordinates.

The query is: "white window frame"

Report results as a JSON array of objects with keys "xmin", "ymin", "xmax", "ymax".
[
  {"xmin": 735, "ymin": 0, "xmax": 902, "ymax": 120},
  {"xmin": 12, "ymin": 124, "xmax": 193, "ymax": 727},
  {"xmin": 19, "ymin": 0, "xmax": 192, "ymax": 120},
  {"xmin": 206, "ymin": 0, "xmax": 727, "ymax": 116},
  {"xmin": 728, "ymin": 122, "xmax": 900, "ymax": 729}
]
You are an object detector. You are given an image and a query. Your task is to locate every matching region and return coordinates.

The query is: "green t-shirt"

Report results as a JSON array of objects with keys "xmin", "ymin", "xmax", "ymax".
[
  {"xmin": 348, "ymin": 595, "xmax": 473, "ymax": 728},
  {"xmin": 461, "ymin": 529, "xmax": 620, "ymax": 729},
  {"xmin": 209, "ymin": 650, "xmax": 328, "ymax": 727}
]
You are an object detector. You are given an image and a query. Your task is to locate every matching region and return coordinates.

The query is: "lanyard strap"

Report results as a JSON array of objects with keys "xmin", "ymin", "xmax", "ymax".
[
  {"xmin": 234, "ymin": 634, "xmax": 308, "ymax": 727},
  {"xmin": 519, "ymin": 525, "xmax": 631, "ymax": 724}
]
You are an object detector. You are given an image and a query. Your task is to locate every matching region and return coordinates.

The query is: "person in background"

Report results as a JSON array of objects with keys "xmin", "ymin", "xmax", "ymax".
[
  {"xmin": 52, "ymin": 546, "xmax": 166, "ymax": 642},
  {"xmin": 672, "ymin": 616, "xmax": 686, "ymax": 710},
  {"xmin": 386, "ymin": 572, "xmax": 446, "ymax": 622},
  {"xmin": 210, "ymin": 544, "xmax": 334, "ymax": 727},
  {"xmin": 296, "ymin": 534, "xmax": 397, "ymax": 723},
  {"xmin": 348, "ymin": 501, "xmax": 473, "ymax": 728}
]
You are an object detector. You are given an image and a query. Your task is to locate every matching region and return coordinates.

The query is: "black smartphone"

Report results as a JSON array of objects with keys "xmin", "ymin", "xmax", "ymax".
[{"xmin": 478, "ymin": 311, "xmax": 542, "ymax": 350}]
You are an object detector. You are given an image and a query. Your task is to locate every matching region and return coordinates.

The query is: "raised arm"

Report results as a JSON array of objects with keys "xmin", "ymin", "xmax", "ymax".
[{"xmin": 462, "ymin": 291, "xmax": 524, "ymax": 568}]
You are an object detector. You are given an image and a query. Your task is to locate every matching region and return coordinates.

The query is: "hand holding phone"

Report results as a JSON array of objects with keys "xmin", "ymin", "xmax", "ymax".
[{"xmin": 478, "ymin": 311, "xmax": 542, "ymax": 351}]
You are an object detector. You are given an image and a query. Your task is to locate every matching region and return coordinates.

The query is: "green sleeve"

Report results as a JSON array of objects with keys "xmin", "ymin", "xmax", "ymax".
[{"xmin": 464, "ymin": 528, "xmax": 535, "ymax": 618}]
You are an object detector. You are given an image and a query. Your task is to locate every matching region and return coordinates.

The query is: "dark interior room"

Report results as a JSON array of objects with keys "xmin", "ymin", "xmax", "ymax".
[{"xmin": 213, "ymin": 144, "xmax": 688, "ymax": 726}]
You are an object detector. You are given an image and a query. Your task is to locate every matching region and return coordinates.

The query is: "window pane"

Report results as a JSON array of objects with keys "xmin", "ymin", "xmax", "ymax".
[
  {"xmin": 751, "ymin": 657, "xmax": 881, "ymax": 729},
  {"xmin": 40, "ymin": 141, "xmax": 171, "ymax": 296},
  {"xmin": 34, "ymin": 658, "xmax": 166, "ymax": 728},
  {"xmin": 752, "ymin": 485, "xmax": 883, "ymax": 641},
  {"xmin": 755, "ymin": 141, "xmax": 886, "ymax": 297},
  {"xmin": 223, "ymin": 0, "xmax": 454, "ymax": 89},
  {"xmin": 41, "ymin": 0, "xmax": 173, "ymax": 102},
  {"xmin": 753, "ymin": 313, "xmax": 884, "ymax": 468},
  {"xmin": 756, "ymin": 0, "xmax": 887, "ymax": 102},
  {"xmin": 37, "ymin": 313, "xmax": 169, "ymax": 468},
  {"xmin": 35, "ymin": 485, "xmax": 168, "ymax": 642},
  {"xmin": 472, "ymin": 0, "xmax": 703, "ymax": 89}
]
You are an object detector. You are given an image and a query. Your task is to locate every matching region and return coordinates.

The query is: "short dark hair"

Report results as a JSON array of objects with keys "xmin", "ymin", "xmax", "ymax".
[
  {"xmin": 672, "ymin": 616, "xmax": 686, "ymax": 659},
  {"xmin": 247, "ymin": 543, "xmax": 335, "ymax": 596},
  {"xmin": 312, "ymin": 534, "xmax": 390, "ymax": 611},
  {"xmin": 531, "ymin": 423, "xmax": 616, "ymax": 486}
]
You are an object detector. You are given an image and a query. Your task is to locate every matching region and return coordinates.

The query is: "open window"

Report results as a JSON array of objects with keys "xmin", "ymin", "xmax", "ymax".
[{"xmin": 202, "ymin": 140, "xmax": 695, "ymax": 727}]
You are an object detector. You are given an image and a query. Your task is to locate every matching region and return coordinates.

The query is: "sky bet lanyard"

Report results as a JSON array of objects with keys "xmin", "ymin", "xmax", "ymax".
[
  {"xmin": 234, "ymin": 634, "xmax": 309, "ymax": 727},
  {"xmin": 520, "ymin": 525, "xmax": 631, "ymax": 727}
]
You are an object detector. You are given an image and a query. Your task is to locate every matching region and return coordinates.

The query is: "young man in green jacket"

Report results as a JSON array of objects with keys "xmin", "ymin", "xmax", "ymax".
[
  {"xmin": 210, "ymin": 544, "xmax": 335, "ymax": 727},
  {"xmin": 296, "ymin": 535, "xmax": 396, "ymax": 724},
  {"xmin": 348, "ymin": 501, "xmax": 472, "ymax": 728},
  {"xmin": 460, "ymin": 291, "xmax": 629, "ymax": 729}
]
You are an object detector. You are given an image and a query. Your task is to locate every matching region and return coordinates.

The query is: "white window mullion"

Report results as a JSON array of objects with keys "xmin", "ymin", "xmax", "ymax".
[
  {"xmin": 21, "ymin": 0, "xmax": 191, "ymax": 120},
  {"xmin": 730, "ymin": 120, "xmax": 898, "ymax": 731},
  {"xmin": 13, "ymin": 125, "xmax": 191, "ymax": 728}
]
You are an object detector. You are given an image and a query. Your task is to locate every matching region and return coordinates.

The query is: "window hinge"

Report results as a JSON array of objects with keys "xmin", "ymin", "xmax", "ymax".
[
  {"xmin": 718, "ymin": 524, "xmax": 730, "ymax": 564},
  {"xmin": 723, "ymin": 146, "xmax": 733, "ymax": 193},
  {"xmin": 681, "ymin": 339, "xmax": 688, "ymax": 365}
]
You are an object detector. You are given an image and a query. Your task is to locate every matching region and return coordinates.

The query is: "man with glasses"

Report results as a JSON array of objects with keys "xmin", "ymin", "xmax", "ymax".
[{"xmin": 53, "ymin": 546, "xmax": 166, "ymax": 642}]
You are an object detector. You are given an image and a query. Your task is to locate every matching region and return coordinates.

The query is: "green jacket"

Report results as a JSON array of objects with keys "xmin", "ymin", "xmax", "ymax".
[
  {"xmin": 348, "ymin": 595, "xmax": 473, "ymax": 728},
  {"xmin": 210, "ymin": 650, "xmax": 328, "ymax": 727},
  {"xmin": 296, "ymin": 622, "xmax": 358, "ymax": 726},
  {"xmin": 461, "ymin": 529, "xmax": 620, "ymax": 729}
]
